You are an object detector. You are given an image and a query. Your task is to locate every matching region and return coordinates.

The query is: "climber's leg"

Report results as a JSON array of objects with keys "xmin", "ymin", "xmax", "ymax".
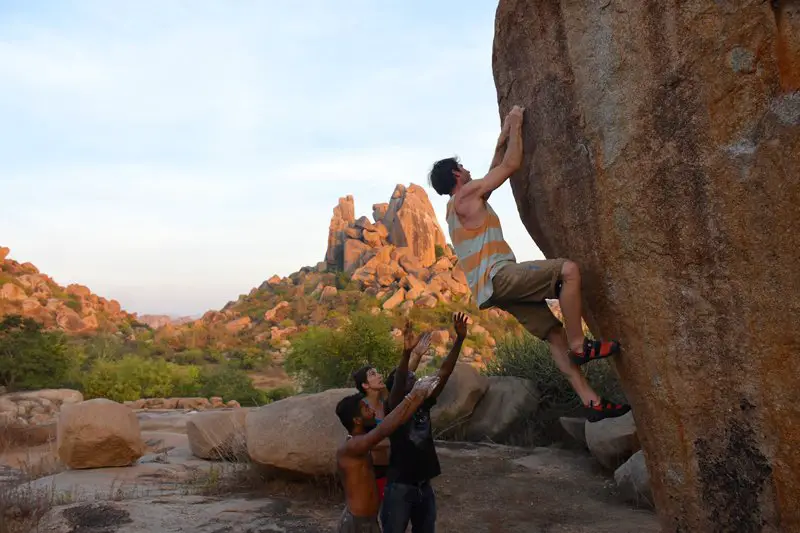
[
  {"xmin": 489, "ymin": 260, "xmax": 630, "ymax": 422},
  {"xmin": 555, "ymin": 260, "xmax": 585, "ymax": 352},
  {"xmin": 490, "ymin": 260, "xmax": 622, "ymax": 362},
  {"xmin": 495, "ymin": 302, "xmax": 630, "ymax": 421},
  {"xmin": 545, "ymin": 326, "xmax": 600, "ymax": 405},
  {"xmin": 555, "ymin": 261, "xmax": 622, "ymax": 366}
]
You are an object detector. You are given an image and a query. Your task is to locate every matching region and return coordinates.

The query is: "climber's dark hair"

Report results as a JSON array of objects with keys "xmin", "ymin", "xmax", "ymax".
[
  {"xmin": 335, "ymin": 393, "xmax": 365, "ymax": 433},
  {"xmin": 428, "ymin": 157, "xmax": 460, "ymax": 196},
  {"xmin": 352, "ymin": 365, "xmax": 372, "ymax": 394}
]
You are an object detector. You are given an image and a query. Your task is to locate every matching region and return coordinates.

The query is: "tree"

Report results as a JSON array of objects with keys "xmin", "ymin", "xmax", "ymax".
[
  {"xmin": 0, "ymin": 315, "xmax": 74, "ymax": 391},
  {"xmin": 197, "ymin": 365, "xmax": 268, "ymax": 407},
  {"xmin": 285, "ymin": 312, "xmax": 399, "ymax": 392}
]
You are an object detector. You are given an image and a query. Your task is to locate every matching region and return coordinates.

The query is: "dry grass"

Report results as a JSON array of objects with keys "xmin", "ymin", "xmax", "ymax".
[
  {"xmin": 0, "ymin": 425, "xmax": 69, "ymax": 533},
  {"xmin": 0, "ymin": 483, "xmax": 72, "ymax": 533},
  {"xmin": 180, "ymin": 445, "xmax": 342, "ymax": 504},
  {"xmin": 0, "ymin": 411, "xmax": 344, "ymax": 532},
  {"xmin": 178, "ymin": 414, "xmax": 343, "ymax": 504}
]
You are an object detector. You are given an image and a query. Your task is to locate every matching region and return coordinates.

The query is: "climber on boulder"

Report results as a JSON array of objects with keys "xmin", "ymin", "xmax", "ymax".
[{"xmin": 427, "ymin": 105, "xmax": 630, "ymax": 422}]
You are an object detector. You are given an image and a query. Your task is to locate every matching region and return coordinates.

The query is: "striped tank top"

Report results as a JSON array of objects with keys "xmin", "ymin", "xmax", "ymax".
[{"xmin": 445, "ymin": 197, "xmax": 516, "ymax": 308}]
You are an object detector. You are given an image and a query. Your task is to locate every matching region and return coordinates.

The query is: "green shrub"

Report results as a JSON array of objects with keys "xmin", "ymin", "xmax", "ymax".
[
  {"xmin": 434, "ymin": 244, "xmax": 445, "ymax": 260},
  {"xmin": 484, "ymin": 332, "xmax": 626, "ymax": 446},
  {"xmin": 285, "ymin": 312, "xmax": 399, "ymax": 392},
  {"xmin": 171, "ymin": 364, "xmax": 202, "ymax": 396},
  {"xmin": 487, "ymin": 333, "xmax": 624, "ymax": 407},
  {"xmin": 0, "ymin": 315, "xmax": 75, "ymax": 391},
  {"xmin": 278, "ymin": 319, "xmax": 296, "ymax": 329},
  {"xmin": 226, "ymin": 348, "xmax": 270, "ymax": 371},
  {"xmin": 82, "ymin": 356, "xmax": 188, "ymax": 402},
  {"xmin": 80, "ymin": 333, "xmax": 126, "ymax": 362},
  {"xmin": 117, "ymin": 321, "xmax": 133, "ymax": 337},
  {"xmin": 170, "ymin": 348, "xmax": 209, "ymax": 366},
  {"xmin": 334, "ymin": 272, "xmax": 351, "ymax": 290},
  {"xmin": 64, "ymin": 297, "xmax": 81, "ymax": 312},
  {"xmin": 263, "ymin": 385, "xmax": 296, "ymax": 402},
  {"xmin": 197, "ymin": 366, "xmax": 269, "ymax": 406}
]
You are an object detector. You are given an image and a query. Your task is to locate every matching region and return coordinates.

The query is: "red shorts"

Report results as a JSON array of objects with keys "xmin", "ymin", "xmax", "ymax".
[{"xmin": 376, "ymin": 476, "xmax": 387, "ymax": 501}]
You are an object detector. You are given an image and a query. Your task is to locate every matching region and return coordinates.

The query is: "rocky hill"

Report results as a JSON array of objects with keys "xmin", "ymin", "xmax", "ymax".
[
  {"xmin": 136, "ymin": 314, "xmax": 196, "ymax": 329},
  {"xmin": 159, "ymin": 183, "xmax": 529, "ymax": 369},
  {"xmin": 0, "ymin": 246, "xmax": 136, "ymax": 334}
]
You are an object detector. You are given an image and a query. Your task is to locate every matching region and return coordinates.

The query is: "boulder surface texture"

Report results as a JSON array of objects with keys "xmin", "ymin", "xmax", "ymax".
[{"xmin": 492, "ymin": 1, "xmax": 800, "ymax": 532}]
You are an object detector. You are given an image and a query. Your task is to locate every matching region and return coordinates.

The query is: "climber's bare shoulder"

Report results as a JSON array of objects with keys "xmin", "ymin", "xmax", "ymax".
[{"xmin": 453, "ymin": 189, "xmax": 488, "ymax": 230}]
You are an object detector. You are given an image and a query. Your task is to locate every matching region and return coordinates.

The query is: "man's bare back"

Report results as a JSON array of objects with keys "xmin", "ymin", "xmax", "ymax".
[{"xmin": 337, "ymin": 441, "xmax": 380, "ymax": 517}]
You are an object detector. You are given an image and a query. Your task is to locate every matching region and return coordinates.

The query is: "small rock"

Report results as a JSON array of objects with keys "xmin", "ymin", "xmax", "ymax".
[
  {"xmin": 431, "ymin": 330, "xmax": 450, "ymax": 344},
  {"xmin": 585, "ymin": 411, "xmax": 639, "ymax": 470},
  {"xmin": 471, "ymin": 324, "xmax": 488, "ymax": 336},
  {"xmin": 382, "ymin": 289, "xmax": 406, "ymax": 310},
  {"xmin": 319, "ymin": 285, "xmax": 338, "ymax": 302},
  {"xmin": 264, "ymin": 301, "xmax": 291, "ymax": 323},
  {"xmin": 560, "ymin": 416, "xmax": 588, "ymax": 446},
  {"xmin": 614, "ymin": 450, "xmax": 653, "ymax": 509},
  {"xmin": 175, "ymin": 398, "xmax": 212, "ymax": 410},
  {"xmin": 415, "ymin": 294, "xmax": 438, "ymax": 308}
]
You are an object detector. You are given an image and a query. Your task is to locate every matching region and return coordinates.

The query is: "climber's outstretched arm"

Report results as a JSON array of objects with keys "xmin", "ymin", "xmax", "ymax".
[{"xmin": 460, "ymin": 106, "xmax": 524, "ymax": 201}]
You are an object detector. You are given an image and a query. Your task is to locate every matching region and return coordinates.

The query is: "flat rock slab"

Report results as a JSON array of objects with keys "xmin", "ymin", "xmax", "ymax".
[
  {"xmin": 136, "ymin": 411, "xmax": 194, "ymax": 434},
  {"xmin": 37, "ymin": 495, "xmax": 324, "ymax": 533},
  {"xmin": 585, "ymin": 411, "xmax": 639, "ymax": 471},
  {"xmin": 25, "ymin": 439, "xmax": 659, "ymax": 533},
  {"xmin": 22, "ymin": 441, "xmax": 219, "ymax": 501},
  {"xmin": 513, "ymin": 446, "xmax": 603, "ymax": 480},
  {"xmin": 431, "ymin": 441, "xmax": 659, "ymax": 533}
]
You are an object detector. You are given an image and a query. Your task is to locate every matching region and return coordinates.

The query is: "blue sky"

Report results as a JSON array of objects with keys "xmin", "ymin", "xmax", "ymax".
[{"xmin": 0, "ymin": 0, "xmax": 544, "ymax": 316}]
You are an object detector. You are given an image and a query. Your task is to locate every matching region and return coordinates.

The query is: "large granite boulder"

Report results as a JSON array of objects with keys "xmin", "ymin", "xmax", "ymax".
[
  {"xmin": 187, "ymin": 409, "xmax": 248, "ymax": 461},
  {"xmin": 57, "ymin": 399, "xmax": 145, "ymax": 469},
  {"xmin": 430, "ymin": 364, "xmax": 489, "ymax": 435},
  {"xmin": 246, "ymin": 389, "xmax": 355, "ymax": 476},
  {"xmin": 493, "ymin": 1, "xmax": 800, "ymax": 530},
  {"xmin": 465, "ymin": 376, "xmax": 539, "ymax": 442}
]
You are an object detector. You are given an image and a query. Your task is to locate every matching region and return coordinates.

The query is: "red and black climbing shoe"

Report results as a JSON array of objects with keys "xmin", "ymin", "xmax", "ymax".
[
  {"xmin": 585, "ymin": 398, "xmax": 631, "ymax": 423},
  {"xmin": 569, "ymin": 337, "xmax": 621, "ymax": 367}
]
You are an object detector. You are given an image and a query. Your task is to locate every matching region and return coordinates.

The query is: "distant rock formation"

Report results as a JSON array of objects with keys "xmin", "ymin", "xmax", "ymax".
[
  {"xmin": 136, "ymin": 314, "xmax": 196, "ymax": 329},
  {"xmin": 380, "ymin": 184, "xmax": 448, "ymax": 268},
  {"xmin": 319, "ymin": 183, "xmax": 469, "ymax": 310},
  {"xmin": 0, "ymin": 247, "xmax": 134, "ymax": 334},
  {"xmin": 325, "ymin": 183, "xmax": 448, "ymax": 271},
  {"xmin": 324, "ymin": 195, "xmax": 355, "ymax": 270}
]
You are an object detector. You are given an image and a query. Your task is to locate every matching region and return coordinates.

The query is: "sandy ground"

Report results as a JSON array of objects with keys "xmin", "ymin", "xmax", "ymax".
[{"xmin": 4, "ymin": 433, "xmax": 658, "ymax": 532}]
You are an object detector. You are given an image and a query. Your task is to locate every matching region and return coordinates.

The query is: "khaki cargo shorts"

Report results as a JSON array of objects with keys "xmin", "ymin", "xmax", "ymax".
[{"xmin": 485, "ymin": 259, "xmax": 566, "ymax": 340}]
